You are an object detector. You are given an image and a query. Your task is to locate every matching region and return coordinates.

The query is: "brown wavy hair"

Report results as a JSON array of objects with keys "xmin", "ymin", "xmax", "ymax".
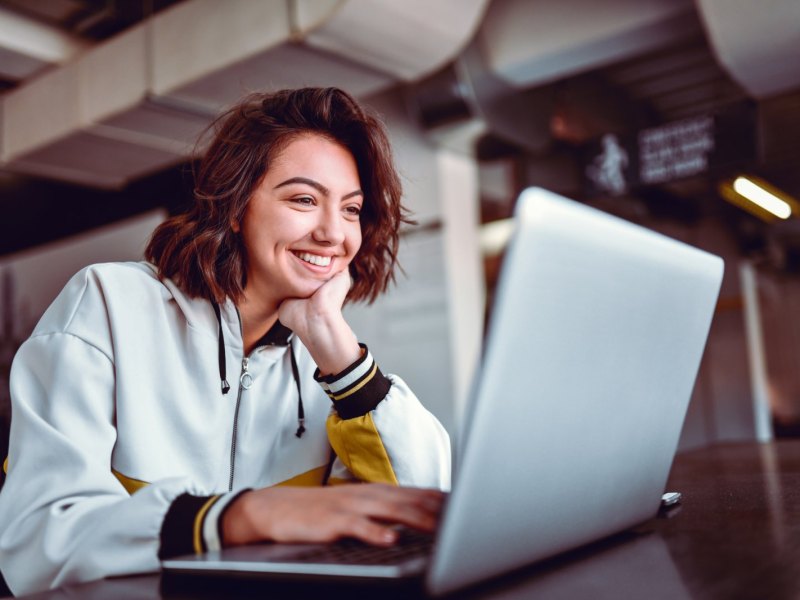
[{"xmin": 145, "ymin": 87, "xmax": 411, "ymax": 305}]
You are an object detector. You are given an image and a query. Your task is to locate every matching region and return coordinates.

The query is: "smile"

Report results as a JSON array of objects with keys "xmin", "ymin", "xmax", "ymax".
[{"xmin": 293, "ymin": 251, "xmax": 332, "ymax": 267}]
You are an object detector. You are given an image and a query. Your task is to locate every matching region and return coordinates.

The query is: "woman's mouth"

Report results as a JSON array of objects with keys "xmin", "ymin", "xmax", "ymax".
[{"xmin": 292, "ymin": 251, "xmax": 332, "ymax": 267}]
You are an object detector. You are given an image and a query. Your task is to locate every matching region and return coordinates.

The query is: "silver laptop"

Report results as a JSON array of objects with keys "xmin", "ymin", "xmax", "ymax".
[{"xmin": 162, "ymin": 187, "xmax": 724, "ymax": 596}]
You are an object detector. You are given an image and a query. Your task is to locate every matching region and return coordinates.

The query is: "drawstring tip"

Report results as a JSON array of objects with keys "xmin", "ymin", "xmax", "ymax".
[
  {"xmin": 221, "ymin": 379, "xmax": 230, "ymax": 395},
  {"xmin": 295, "ymin": 420, "xmax": 306, "ymax": 438}
]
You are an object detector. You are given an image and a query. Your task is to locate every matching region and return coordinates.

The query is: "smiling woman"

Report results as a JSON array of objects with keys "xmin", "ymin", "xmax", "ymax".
[{"xmin": 0, "ymin": 88, "xmax": 451, "ymax": 595}]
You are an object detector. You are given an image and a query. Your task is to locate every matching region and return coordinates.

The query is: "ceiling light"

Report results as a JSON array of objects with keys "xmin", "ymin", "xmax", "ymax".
[
  {"xmin": 732, "ymin": 176, "xmax": 792, "ymax": 220},
  {"xmin": 719, "ymin": 175, "xmax": 798, "ymax": 223},
  {"xmin": 480, "ymin": 219, "xmax": 515, "ymax": 256}
]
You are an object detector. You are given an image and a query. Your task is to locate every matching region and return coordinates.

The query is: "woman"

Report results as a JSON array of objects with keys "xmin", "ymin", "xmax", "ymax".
[{"xmin": 0, "ymin": 87, "xmax": 451, "ymax": 595}]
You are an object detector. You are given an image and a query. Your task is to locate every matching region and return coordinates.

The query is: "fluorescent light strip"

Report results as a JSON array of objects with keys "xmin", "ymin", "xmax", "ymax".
[
  {"xmin": 733, "ymin": 177, "xmax": 792, "ymax": 219},
  {"xmin": 480, "ymin": 218, "xmax": 514, "ymax": 256}
]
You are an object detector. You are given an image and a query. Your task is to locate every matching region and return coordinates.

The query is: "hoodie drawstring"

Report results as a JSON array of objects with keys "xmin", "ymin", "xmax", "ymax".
[
  {"xmin": 212, "ymin": 302, "xmax": 305, "ymax": 438},
  {"xmin": 288, "ymin": 345, "xmax": 306, "ymax": 438},
  {"xmin": 212, "ymin": 302, "xmax": 231, "ymax": 395}
]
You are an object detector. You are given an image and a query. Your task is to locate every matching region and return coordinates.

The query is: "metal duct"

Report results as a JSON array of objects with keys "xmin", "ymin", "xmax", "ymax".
[{"xmin": 406, "ymin": 40, "xmax": 556, "ymax": 155}]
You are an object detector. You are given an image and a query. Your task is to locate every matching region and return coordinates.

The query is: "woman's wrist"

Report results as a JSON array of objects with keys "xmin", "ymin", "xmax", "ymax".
[
  {"xmin": 296, "ymin": 312, "xmax": 360, "ymax": 375},
  {"xmin": 221, "ymin": 490, "xmax": 257, "ymax": 547}
]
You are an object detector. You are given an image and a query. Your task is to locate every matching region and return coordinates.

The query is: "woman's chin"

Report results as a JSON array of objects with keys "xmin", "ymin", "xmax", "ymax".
[{"xmin": 288, "ymin": 281, "xmax": 326, "ymax": 299}]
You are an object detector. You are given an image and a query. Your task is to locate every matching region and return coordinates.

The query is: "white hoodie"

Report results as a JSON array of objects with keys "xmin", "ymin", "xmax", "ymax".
[{"xmin": 0, "ymin": 262, "xmax": 451, "ymax": 595}]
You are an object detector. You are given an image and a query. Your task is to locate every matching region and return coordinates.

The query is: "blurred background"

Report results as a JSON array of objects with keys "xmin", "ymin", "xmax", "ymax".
[{"xmin": 1, "ymin": 0, "xmax": 799, "ymax": 460}]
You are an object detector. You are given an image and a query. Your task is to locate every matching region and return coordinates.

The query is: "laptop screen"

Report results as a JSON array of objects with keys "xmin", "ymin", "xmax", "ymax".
[{"xmin": 427, "ymin": 188, "xmax": 723, "ymax": 595}]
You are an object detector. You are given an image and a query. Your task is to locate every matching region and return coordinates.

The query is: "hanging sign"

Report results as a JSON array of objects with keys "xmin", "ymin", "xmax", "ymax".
[
  {"xmin": 638, "ymin": 116, "xmax": 714, "ymax": 185},
  {"xmin": 583, "ymin": 104, "xmax": 756, "ymax": 196}
]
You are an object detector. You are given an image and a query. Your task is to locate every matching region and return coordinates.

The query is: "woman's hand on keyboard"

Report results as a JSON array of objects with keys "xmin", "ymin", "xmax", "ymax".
[{"xmin": 221, "ymin": 483, "xmax": 443, "ymax": 548}]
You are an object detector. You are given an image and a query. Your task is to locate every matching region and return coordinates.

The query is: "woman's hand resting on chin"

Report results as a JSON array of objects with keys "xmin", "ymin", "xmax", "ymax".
[{"xmin": 277, "ymin": 270, "xmax": 361, "ymax": 375}]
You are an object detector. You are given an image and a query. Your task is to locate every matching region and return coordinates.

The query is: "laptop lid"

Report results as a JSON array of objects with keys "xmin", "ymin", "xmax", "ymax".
[{"xmin": 425, "ymin": 187, "xmax": 723, "ymax": 595}]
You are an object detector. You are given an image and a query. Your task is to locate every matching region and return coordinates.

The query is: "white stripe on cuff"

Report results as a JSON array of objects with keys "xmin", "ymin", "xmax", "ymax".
[
  {"xmin": 325, "ymin": 351, "xmax": 374, "ymax": 394},
  {"xmin": 202, "ymin": 491, "xmax": 243, "ymax": 552}
]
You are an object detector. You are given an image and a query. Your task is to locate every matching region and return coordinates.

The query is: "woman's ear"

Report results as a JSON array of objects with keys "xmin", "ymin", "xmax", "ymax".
[{"xmin": 231, "ymin": 219, "xmax": 241, "ymax": 233}]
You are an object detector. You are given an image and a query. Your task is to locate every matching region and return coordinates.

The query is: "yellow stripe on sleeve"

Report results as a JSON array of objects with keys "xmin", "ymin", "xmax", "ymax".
[
  {"xmin": 193, "ymin": 496, "xmax": 220, "ymax": 554},
  {"xmin": 326, "ymin": 412, "xmax": 399, "ymax": 485},
  {"xmin": 329, "ymin": 363, "xmax": 378, "ymax": 401},
  {"xmin": 273, "ymin": 464, "xmax": 330, "ymax": 487},
  {"xmin": 112, "ymin": 469, "xmax": 150, "ymax": 495}
]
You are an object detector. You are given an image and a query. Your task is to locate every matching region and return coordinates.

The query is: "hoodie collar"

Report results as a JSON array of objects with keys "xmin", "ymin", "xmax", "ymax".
[{"xmin": 253, "ymin": 320, "xmax": 293, "ymax": 347}]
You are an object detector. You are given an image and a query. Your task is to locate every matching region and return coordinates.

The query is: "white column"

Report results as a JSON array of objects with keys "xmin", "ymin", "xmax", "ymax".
[
  {"xmin": 740, "ymin": 261, "xmax": 774, "ymax": 442},
  {"xmin": 437, "ymin": 150, "xmax": 484, "ymax": 434}
]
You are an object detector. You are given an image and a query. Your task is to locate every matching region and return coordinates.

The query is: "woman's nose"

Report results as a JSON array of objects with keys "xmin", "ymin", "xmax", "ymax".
[{"xmin": 312, "ymin": 208, "xmax": 345, "ymax": 245}]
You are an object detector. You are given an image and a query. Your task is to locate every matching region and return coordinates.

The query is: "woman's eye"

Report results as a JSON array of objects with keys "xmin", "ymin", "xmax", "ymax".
[
  {"xmin": 344, "ymin": 205, "xmax": 362, "ymax": 217},
  {"xmin": 291, "ymin": 196, "xmax": 314, "ymax": 206}
]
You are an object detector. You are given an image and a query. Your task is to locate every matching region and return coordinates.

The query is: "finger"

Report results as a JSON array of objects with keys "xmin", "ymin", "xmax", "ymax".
[
  {"xmin": 400, "ymin": 487, "xmax": 446, "ymax": 506},
  {"xmin": 328, "ymin": 270, "xmax": 352, "ymax": 298},
  {"xmin": 390, "ymin": 505, "xmax": 439, "ymax": 532},
  {"xmin": 363, "ymin": 485, "xmax": 446, "ymax": 515},
  {"xmin": 341, "ymin": 268, "xmax": 353, "ymax": 289},
  {"xmin": 392, "ymin": 491, "xmax": 444, "ymax": 520},
  {"xmin": 335, "ymin": 515, "xmax": 398, "ymax": 546},
  {"xmin": 347, "ymin": 494, "xmax": 441, "ymax": 532}
]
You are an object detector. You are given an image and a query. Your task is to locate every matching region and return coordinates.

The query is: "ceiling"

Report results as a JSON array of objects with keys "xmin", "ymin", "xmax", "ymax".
[
  {"xmin": 1, "ymin": 0, "xmax": 799, "ymax": 256},
  {"xmin": 0, "ymin": 0, "xmax": 489, "ymax": 189},
  {"xmin": 0, "ymin": 0, "xmax": 182, "ymax": 90}
]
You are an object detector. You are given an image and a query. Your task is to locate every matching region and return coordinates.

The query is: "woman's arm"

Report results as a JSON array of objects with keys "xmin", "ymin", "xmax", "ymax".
[
  {"xmin": 0, "ymin": 333, "xmax": 189, "ymax": 595},
  {"xmin": 324, "ymin": 370, "xmax": 453, "ymax": 488},
  {"xmin": 279, "ymin": 271, "xmax": 452, "ymax": 491}
]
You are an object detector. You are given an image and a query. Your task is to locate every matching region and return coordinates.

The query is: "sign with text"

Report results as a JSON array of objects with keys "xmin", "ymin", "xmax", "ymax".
[
  {"xmin": 639, "ymin": 116, "xmax": 714, "ymax": 185},
  {"xmin": 583, "ymin": 104, "xmax": 756, "ymax": 196}
]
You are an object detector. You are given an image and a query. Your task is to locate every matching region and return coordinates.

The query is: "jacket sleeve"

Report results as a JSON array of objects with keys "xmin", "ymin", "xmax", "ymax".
[
  {"xmin": 0, "ymin": 333, "xmax": 192, "ymax": 595},
  {"xmin": 318, "ymin": 345, "xmax": 451, "ymax": 490}
]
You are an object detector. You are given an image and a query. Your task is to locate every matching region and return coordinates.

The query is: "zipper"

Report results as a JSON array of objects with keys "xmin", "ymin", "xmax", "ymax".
[
  {"xmin": 228, "ymin": 309, "xmax": 251, "ymax": 492},
  {"xmin": 228, "ymin": 357, "xmax": 253, "ymax": 491},
  {"xmin": 226, "ymin": 308, "xmax": 294, "ymax": 489},
  {"xmin": 228, "ymin": 377, "xmax": 243, "ymax": 491}
]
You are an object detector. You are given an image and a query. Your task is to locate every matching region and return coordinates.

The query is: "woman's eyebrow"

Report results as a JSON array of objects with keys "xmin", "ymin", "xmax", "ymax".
[
  {"xmin": 274, "ymin": 177, "xmax": 362, "ymax": 200},
  {"xmin": 274, "ymin": 177, "xmax": 329, "ymax": 195},
  {"xmin": 342, "ymin": 189, "xmax": 364, "ymax": 201}
]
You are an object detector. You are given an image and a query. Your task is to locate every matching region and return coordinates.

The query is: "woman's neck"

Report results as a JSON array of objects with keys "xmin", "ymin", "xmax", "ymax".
[{"xmin": 236, "ymin": 293, "xmax": 280, "ymax": 355}]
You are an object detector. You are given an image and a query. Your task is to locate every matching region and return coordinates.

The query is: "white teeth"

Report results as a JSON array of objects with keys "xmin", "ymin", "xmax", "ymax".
[{"xmin": 295, "ymin": 252, "xmax": 331, "ymax": 267}]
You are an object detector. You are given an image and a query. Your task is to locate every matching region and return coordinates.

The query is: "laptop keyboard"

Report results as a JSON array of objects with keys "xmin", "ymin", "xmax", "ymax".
[{"xmin": 283, "ymin": 528, "xmax": 435, "ymax": 566}]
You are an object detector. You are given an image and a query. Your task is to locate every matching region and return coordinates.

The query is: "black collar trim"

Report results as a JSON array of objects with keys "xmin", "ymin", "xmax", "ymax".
[{"xmin": 254, "ymin": 321, "xmax": 293, "ymax": 347}]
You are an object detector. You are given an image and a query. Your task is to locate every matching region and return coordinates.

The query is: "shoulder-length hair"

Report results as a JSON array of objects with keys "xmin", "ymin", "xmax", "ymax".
[{"xmin": 145, "ymin": 87, "xmax": 411, "ymax": 305}]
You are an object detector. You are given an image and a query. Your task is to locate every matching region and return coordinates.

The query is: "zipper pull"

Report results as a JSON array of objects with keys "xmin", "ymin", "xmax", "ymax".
[{"xmin": 240, "ymin": 357, "xmax": 253, "ymax": 389}]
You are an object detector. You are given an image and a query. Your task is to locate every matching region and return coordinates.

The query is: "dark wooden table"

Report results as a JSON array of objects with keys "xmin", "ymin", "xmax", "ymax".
[{"xmin": 14, "ymin": 441, "xmax": 800, "ymax": 599}]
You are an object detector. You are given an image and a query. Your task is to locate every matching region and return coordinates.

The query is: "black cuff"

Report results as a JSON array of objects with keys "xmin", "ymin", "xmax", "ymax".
[
  {"xmin": 313, "ymin": 343, "xmax": 371, "ymax": 386},
  {"xmin": 314, "ymin": 345, "xmax": 391, "ymax": 420},
  {"xmin": 334, "ymin": 366, "xmax": 391, "ymax": 419},
  {"xmin": 158, "ymin": 493, "xmax": 217, "ymax": 559}
]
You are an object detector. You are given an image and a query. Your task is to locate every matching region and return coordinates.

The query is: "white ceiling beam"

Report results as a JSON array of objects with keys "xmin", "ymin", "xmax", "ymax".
[
  {"xmin": 695, "ymin": 0, "xmax": 800, "ymax": 98},
  {"xmin": 0, "ymin": 0, "xmax": 488, "ymax": 188},
  {"xmin": 480, "ymin": 0, "xmax": 697, "ymax": 87},
  {"xmin": 0, "ymin": 5, "xmax": 86, "ymax": 64},
  {"xmin": 301, "ymin": 0, "xmax": 490, "ymax": 81}
]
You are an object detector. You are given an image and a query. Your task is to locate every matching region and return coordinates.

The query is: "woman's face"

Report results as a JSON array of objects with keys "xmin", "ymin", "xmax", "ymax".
[{"xmin": 239, "ymin": 133, "xmax": 363, "ymax": 310}]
